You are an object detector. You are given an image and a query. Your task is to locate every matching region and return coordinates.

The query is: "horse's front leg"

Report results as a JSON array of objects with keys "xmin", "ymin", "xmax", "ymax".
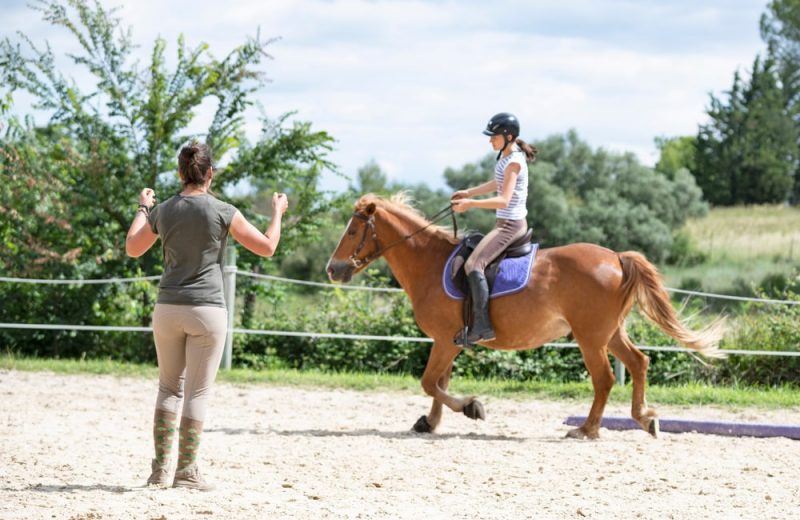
[
  {"xmin": 417, "ymin": 364, "xmax": 452, "ymax": 433},
  {"xmin": 412, "ymin": 341, "xmax": 484, "ymax": 433}
]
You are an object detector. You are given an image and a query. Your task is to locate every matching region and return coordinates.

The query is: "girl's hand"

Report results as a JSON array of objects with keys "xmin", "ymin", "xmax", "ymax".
[
  {"xmin": 272, "ymin": 192, "xmax": 289, "ymax": 215},
  {"xmin": 451, "ymin": 198, "xmax": 472, "ymax": 213},
  {"xmin": 451, "ymin": 190, "xmax": 469, "ymax": 201},
  {"xmin": 139, "ymin": 188, "xmax": 156, "ymax": 208}
]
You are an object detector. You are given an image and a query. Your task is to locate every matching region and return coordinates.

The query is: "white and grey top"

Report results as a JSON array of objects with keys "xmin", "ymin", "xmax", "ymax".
[{"xmin": 494, "ymin": 147, "xmax": 528, "ymax": 220}]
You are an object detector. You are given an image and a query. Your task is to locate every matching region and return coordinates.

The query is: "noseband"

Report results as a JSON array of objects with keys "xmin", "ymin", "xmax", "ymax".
[{"xmin": 346, "ymin": 205, "xmax": 456, "ymax": 269}]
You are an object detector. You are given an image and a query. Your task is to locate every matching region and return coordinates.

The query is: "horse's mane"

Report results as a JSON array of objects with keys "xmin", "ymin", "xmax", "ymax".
[{"xmin": 355, "ymin": 192, "xmax": 459, "ymax": 245}]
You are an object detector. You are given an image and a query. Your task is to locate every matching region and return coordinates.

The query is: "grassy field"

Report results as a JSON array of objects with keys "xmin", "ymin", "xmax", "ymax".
[
  {"xmin": 663, "ymin": 205, "xmax": 800, "ymax": 293},
  {"xmin": 3, "ymin": 354, "xmax": 798, "ymax": 409},
  {"xmin": 685, "ymin": 205, "xmax": 800, "ymax": 261}
]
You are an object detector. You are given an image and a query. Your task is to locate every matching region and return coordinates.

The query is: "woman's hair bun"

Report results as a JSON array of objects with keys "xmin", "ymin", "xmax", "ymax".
[
  {"xmin": 180, "ymin": 145, "xmax": 197, "ymax": 159},
  {"xmin": 178, "ymin": 141, "xmax": 213, "ymax": 187}
]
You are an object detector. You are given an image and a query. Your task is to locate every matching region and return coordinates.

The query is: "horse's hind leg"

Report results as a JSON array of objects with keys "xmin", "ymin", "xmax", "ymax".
[
  {"xmin": 607, "ymin": 327, "xmax": 659, "ymax": 437},
  {"xmin": 567, "ymin": 333, "xmax": 616, "ymax": 440}
]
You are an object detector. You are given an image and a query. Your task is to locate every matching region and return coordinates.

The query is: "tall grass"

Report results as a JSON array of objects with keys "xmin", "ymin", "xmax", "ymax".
[
  {"xmin": 664, "ymin": 205, "xmax": 800, "ymax": 293},
  {"xmin": 685, "ymin": 205, "xmax": 800, "ymax": 262}
]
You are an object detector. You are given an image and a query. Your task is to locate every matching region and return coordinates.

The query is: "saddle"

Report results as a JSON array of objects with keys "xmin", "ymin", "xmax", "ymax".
[{"xmin": 450, "ymin": 228, "xmax": 534, "ymax": 293}]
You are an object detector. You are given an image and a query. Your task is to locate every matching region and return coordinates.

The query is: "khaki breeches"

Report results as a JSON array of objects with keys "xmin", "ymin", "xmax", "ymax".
[{"xmin": 152, "ymin": 304, "xmax": 227, "ymax": 422}]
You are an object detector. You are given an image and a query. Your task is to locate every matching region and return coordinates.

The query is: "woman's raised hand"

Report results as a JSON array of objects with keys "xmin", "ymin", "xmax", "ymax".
[
  {"xmin": 139, "ymin": 188, "xmax": 157, "ymax": 208},
  {"xmin": 272, "ymin": 192, "xmax": 289, "ymax": 215},
  {"xmin": 451, "ymin": 190, "xmax": 469, "ymax": 201}
]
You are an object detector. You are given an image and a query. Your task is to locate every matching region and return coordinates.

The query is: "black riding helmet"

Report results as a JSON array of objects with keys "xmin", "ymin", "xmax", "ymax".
[{"xmin": 482, "ymin": 112, "xmax": 520, "ymax": 159}]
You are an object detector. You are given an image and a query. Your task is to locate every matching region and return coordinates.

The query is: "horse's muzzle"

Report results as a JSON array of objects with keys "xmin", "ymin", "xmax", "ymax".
[{"xmin": 326, "ymin": 259, "xmax": 354, "ymax": 283}]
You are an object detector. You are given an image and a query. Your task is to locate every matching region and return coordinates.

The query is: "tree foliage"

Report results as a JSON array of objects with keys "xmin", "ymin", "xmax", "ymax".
[
  {"xmin": 654, "ymin": 136, "xmax": 696, "ymax": 180},
  {"xmin": 689, "ymin": 1, "xmax": 800, "ymax": 206},
  {"xmin": 0, "ymin": 0, "xmax": 335, "ymax": 358},
  {"xmin": 695, "ymin": 55, "xmax": 798, "ymax": 205}
]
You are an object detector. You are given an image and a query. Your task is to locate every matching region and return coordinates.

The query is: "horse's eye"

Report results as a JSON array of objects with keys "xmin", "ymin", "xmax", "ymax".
[{"xmin": 347, "ymin": 228, "xmax": 357, "ymax": 237}]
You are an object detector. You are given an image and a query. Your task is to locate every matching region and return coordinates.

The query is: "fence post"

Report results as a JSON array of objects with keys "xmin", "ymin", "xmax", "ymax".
[
  {"xmin": 222, "ymin": 245, "xmax": 237, "ymax": 370},
  {"xmin": 614, "ymin": 358, "xmax": 625, "ymax": 386}
]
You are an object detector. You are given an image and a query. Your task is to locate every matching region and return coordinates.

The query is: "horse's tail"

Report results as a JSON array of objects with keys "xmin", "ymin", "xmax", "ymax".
[{"xmin": 619, "ymin": 251, "xmax": 726, "ymax": 359}]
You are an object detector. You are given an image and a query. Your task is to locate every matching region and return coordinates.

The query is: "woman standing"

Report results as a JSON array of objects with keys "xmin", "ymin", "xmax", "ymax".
[
  {"xmin": 451, "ymin": 112, "xmax": 537, "ymax": 347},
  {"xmin": 126, "ymin": 141, "xmax": 288, "ymax": 490}
]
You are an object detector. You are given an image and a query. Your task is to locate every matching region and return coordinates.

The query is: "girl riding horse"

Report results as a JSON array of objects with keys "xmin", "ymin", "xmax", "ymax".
[{"xmin": 451, "ymin": 112, "xmax": 537, "ymax": 347}]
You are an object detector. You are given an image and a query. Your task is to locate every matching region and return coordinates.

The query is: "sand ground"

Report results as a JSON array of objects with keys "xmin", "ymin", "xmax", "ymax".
[{"xmin": 1, "ymin": 369, "xmax": 798, "ymax": 520}]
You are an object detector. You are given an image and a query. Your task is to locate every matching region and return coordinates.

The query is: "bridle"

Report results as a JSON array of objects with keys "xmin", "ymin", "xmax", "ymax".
[{"xmin": 347, "ymin": 204, "xmax": 457, "ymax": 269}]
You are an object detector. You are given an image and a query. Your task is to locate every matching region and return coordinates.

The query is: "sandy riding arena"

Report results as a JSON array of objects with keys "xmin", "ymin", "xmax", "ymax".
[{"xmin": 1, "ymin": 370, "xmax": 798, "ymax": 519}]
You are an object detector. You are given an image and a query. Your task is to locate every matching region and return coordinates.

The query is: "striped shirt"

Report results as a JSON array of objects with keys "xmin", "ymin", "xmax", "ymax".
[{"xmin": 495, "ymin": 148, "xmax": 528, "ymax": 220}]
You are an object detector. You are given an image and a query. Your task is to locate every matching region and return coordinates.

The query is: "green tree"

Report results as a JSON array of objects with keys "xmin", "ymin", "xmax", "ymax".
[
  {"xmin": 347, "ymin": 159, "xmax": 453, "ymax": 218},
  {"xmin": 444, "ymin": 155, "xmax": 496, "ymax": 191},
  {"xmin": 761, "ymin": 0, "xmax": 800, "ymax": 202},
  {"xmin": 761, "ymin": 0, "xmax": 800, "ymax": 63},
  {"xmin": 654, "ymin": 136, "xmax": 697, "ymax": 179},
  {"xmin": 695, "ymin": 55, "xmax": 798, "ymax": 205},
  {"xmin": 350, "ymin": 159, "xmax": 390, "ymax": 194},
  {"xmin": 0, "ymin": 0, "xmax": 335, "ymax": 359}
]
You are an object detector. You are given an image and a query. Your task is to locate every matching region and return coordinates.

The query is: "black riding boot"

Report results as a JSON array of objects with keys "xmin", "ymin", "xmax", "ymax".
[{"xmin": 455, "ymin": 271, "xmax": 496, "ymax": 347}]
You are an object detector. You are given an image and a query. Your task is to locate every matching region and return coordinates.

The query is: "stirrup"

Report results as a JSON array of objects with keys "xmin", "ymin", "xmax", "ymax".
[{"xmin": 453, "ymin": 326, "xmax": 475, "ymax": 350}]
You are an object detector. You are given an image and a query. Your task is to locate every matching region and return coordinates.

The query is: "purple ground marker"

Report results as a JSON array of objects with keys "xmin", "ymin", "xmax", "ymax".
[{"xmin": 563, "ymin": 416, "xmax": 800, "ymax": 440}]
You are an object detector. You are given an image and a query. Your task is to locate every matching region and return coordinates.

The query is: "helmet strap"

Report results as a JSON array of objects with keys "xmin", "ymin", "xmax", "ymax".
[{"xmin": 496, "ymin": 134, "xmax": 514, "ymax": 160}]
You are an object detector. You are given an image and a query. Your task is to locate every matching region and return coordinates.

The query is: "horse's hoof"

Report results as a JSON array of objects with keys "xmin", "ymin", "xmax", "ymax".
[
  {"xmin": 647, "ymin": 417, "xmax": 660, "ymax": 438},
  {"xmin": 412, "ymin": 415, "xmax": 433, "ymax": 433},
  {"xmin": 566, "ymin": 427, "xmax": 585, "ymax": 439},
  {"xmin": 565, "ymin": 427, "xmax": 599, "ymax": 440},
  {"xmin": 462, "ymin": 400, "xmax": 486, "ymax": 421}
]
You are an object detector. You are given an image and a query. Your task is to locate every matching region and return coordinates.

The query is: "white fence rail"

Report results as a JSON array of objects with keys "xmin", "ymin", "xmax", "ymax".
[{"xmin": 1, "ymin": 322, "xmax": 798, "ymax": 357}]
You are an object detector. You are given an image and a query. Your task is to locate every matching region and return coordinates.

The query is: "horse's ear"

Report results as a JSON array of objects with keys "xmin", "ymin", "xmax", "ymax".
[{"xmin": 365, "ymin": 202, "xmax": 376, "ymax": 216}]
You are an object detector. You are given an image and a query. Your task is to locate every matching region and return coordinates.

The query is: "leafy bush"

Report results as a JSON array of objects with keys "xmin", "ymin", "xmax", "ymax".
[
  {"xmin": 667, "ymin": 230, "xmax": 708, "ymax": 267},
  {"xmin": 714, "ymin": 282, "xmax": 800, "ymax": 386},
  {"xmin": 0, "ymin": 280, "xmax": 157, "ymax": 362},
  {"xmin": 5, "ymin": 273, "xmax": 799, "ymax": 388},
  {"xmin": 237, "ymin": 287, "xmax": 431, "ymax": 375}
]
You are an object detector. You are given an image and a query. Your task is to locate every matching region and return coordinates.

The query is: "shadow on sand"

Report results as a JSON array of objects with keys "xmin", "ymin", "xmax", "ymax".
[{"xmin": 206, "ymin": 426, "xmax": 527, "ymax": 442}]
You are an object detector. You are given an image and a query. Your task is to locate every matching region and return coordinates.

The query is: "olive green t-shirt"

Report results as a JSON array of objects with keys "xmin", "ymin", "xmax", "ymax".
[{"xmin": 148, "ymin": 194, "xmax": 238, "ymax": 308}]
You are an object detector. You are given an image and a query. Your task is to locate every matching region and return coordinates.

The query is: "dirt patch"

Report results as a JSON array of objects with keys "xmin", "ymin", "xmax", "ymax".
[{"xmin": 1, "ymin": 370, "xmax": 798, "ymax": 519}]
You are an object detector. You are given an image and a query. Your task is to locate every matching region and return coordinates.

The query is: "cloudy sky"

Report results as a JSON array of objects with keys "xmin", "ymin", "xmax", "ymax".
[{"xmin": 3, "ymin": 0, "xmax": 768, "ymax": 192}]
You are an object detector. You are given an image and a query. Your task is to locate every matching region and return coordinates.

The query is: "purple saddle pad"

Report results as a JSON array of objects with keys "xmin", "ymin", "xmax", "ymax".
[{"xmin": 442, "ymin": 243, "xmax": 539, "ymax": 300}]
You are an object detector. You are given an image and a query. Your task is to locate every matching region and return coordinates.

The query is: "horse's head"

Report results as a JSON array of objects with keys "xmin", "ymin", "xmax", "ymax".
[{"xmin": 326, "ymin": 197, "xmax": 382, "ymax": 283}]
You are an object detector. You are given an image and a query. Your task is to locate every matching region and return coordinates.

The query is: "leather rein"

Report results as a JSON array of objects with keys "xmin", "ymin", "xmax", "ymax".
[{"xmin": 348, "ymin": 205, "xmax": 457, "ymax": 269}]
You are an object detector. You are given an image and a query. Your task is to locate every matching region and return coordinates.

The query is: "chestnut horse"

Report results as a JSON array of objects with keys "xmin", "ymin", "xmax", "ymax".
[{"xmin": 326, "ymin": 194, "xmax": 724, "ymax": 439}]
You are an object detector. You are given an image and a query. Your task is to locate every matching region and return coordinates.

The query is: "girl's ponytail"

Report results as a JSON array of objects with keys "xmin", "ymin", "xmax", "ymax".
[{"xmin": 515, "ymin": 139, "xmax": 538, "ymax": 162}]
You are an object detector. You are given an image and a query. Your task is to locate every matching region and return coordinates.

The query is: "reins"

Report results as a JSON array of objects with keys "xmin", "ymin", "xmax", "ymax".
[{"xmin": 349, "ymin": 204, "xmax": 457, "ymax": 268}]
